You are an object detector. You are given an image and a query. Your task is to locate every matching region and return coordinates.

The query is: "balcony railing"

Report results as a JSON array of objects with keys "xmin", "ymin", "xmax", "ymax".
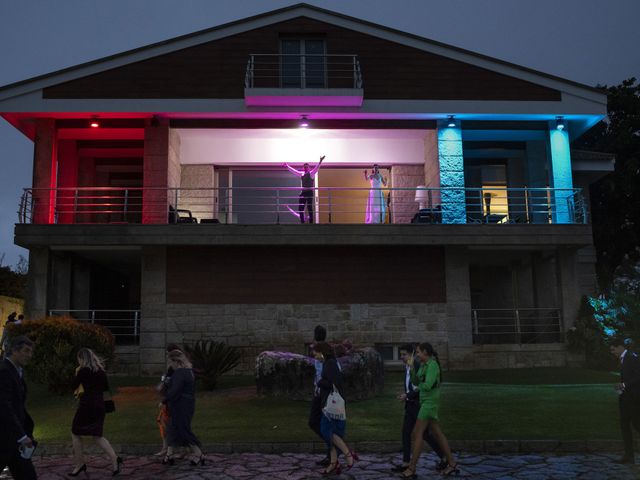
[
  {"xmin": 472, "ymin": 308, "xmax": 564, "ymax": 344},
  {"xmin": 245, "ymin": 54, "xmax": 363, "ymax": 89},
  {"xmin": 18, "ymin": 186, "xmax": 587, "ymax": 225},
  {"xmin": 48, "ymin": 309, "xmax": 140, "ymax": 345}
]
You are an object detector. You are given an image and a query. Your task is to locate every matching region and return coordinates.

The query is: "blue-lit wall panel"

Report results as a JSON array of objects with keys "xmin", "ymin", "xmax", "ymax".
[
  {"xmin": 438, "ymin": 123, "xmax": 466, "ymax": 223},
  {"xmin": 548, "ymin": 127, "xmax": 573, "ymax": 224}
]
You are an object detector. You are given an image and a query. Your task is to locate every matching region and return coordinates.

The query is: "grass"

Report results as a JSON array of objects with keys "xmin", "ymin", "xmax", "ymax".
[{"xmin": 28, "ymin": 368, "xmax": 622, "ymax": 445}]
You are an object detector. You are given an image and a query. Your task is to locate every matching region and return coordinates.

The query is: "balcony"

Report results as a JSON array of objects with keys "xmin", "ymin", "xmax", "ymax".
[
  {"xmin": 244, "ymin": 54, "xmax": 364, "ymax": 107},
  {"xmin": 472, "ymin": 308, "xmax": 564, "ymax": 345}
]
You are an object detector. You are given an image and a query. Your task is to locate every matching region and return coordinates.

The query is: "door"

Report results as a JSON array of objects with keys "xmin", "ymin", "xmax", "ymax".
[{"xmin": 280, "ymin": 39, "xmax": 326, "ymax": 88}]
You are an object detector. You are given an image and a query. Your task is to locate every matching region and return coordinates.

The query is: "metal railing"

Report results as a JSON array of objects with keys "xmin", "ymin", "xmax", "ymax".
[
  {"xmin": 18, "ymin": 186, "xmax": 587, "ymax": 225},
  {"xmin": 245, "ymin": 54, "xmax": 363, "ymax": 89},
  {"xmin": 472, "ymin": 308, "xmax": 564, "ymax": 344},
  {"xmin": 48, "ymin": 309, "xmax": 140, "ymax": 345}
]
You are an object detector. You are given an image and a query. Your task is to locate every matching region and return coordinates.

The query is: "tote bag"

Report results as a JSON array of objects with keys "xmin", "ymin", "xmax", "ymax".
[{"xmin": 322, "ymin": 385, "xmax": 346, "ymax": 421}]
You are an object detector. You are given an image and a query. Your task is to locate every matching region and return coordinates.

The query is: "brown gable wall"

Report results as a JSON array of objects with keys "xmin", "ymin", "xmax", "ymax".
[{"xmin": 44, "ymin": 17, "xmax": 560, "ymax": 101}]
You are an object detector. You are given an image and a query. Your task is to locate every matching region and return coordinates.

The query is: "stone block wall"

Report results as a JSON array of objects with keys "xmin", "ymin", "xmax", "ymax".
[
  {"xmin": 390, "ymin": 165, "xmax": 425, "ymax": 223},
  {"xmin": 424, "ymin": 129, "xmax": 441, "ymax": 207},
  {"xmin": 179, "ymin": 164, "xmax": 216, "ymax": 221}
]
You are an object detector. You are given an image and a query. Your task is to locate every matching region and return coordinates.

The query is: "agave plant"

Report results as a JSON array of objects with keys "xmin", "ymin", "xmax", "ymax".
[{"xmin": 184, "ymin": 339, "xmax": 241, "ymax": 390}]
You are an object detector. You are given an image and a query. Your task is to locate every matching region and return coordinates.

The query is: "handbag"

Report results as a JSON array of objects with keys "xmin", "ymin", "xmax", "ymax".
[
  {"xmin": 322, "ymin": 384, "xmax": 346, "ymax": 421},
  {"xmin": 104, "ymin": 390, "xmax": 116, "ymax": 414}
]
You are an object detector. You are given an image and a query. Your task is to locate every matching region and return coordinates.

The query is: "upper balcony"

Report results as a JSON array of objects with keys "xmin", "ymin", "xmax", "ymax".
[{"xmin": 244, "ymin": 54, "xmax": 364, "ymax": 107}]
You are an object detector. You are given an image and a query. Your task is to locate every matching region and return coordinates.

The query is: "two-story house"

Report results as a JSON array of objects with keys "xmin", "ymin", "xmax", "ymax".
[{"xmin": 0, "ymin": 4, "xmax": 610, "ymax": 374}]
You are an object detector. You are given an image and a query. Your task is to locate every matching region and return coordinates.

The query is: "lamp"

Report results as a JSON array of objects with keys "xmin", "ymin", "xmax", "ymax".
[
  {"xmin": 415, "ymin": 186, "xmax": 429, "ymax": 210},
  {"xmin": 89, "ymin": 116, "xmax": 100, "ymax": 128},
  {"xmin": 447, "ymin": 115, "xmax": 456, "ymax": 128},
  {"xmin": 299, "ymin": 115, "xmax": 309, "ymax": 128},
  {"xmin": 555, "ymin": 116, "xmax": 565, "ymax": 131}
]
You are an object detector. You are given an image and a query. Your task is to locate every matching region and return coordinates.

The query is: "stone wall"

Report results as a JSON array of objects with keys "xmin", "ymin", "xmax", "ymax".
[
  {"xmin": 424, "ymin": 129, "xmax": 440, "ymax": 206},
  {"xmin": 179, "ymin": 164, "xmax": 216, "ymax": 221},
  {"xmin": 391, "ymin": 165, "xmax": 425, "ymax": 223}
]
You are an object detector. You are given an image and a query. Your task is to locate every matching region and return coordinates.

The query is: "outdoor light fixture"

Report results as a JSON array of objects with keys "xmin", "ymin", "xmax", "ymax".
[
  {"xmin": 556, "ymin": 116, "xmax": 566, "ymax": 131},
  {"xmin": 447, "ymin": 115, "xmax": 456, "ymax": 128},
  {"xmin": 90, "ymin": 116, "xmax": 100, "ymax": 128},
  {"xmin": 299, "ymin": 115, "xmax": 309, "ymax": 128}
]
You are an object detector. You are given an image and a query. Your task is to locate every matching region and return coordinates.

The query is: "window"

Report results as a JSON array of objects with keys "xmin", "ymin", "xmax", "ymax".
[
  {"xmin": 280, "ymin": 39, "xmax": 326, "ymax": 88},
  {"xmin": 375, "ymin": 344, "xmax": 404, "ymax": 365}
]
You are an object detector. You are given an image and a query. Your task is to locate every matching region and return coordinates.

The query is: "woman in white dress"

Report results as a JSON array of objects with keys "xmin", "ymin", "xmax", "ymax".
[{"xmin": 364, "ymin": 164, "xmax": 388, "ymax": 223}]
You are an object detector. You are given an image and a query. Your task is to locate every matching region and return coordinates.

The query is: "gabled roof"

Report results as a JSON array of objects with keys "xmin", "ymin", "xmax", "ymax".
[{"xmin": 0, "ymin": 3, "xmax": 604, "ymax": 99}]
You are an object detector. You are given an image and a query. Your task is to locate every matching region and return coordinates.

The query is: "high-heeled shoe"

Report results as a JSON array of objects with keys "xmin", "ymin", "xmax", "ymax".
[
  {"xmin": 161, "ymin": 454, "xmax": 175, "ymax": 465},
  {"xmin": 68, "ymin": 464, "xmax": 87, "ymax": 476},
  {"xmin": 322, "ymin": 461, "xmax": 341, "ymax": 475},
  {"xmin": 443, "ymin": 462, "xmax": 460, "ymax": 476},
  {"xmin": 399, "ymin": 467, "xmax": 417, "ymax": 479},
  {"xmin": 344, "ymin": 451, "xmax": 359, "ymax": 470},
  {"xmin": 189, "ymin": 454, "xmax": 205, "ymax": 466},
  {"xmin": 112, "ymin": 456, "xmax": 123, "ymax": 476}
]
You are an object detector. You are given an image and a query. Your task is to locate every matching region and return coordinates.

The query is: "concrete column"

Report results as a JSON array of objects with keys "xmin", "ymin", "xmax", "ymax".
[
  {"xmin": 556, "ymin": 247, "xmax": 580, "ymax": 330},
  {"xmin": 143, "ymin": 121, "xmax": 170, "ymax": 224},
  {"xmin": 48, "ymin": 253, "xmax": 72, "ymax": 310},
  {"xmin": 140, "ymin": 246, "xmax": 168, "ymax": 374},
  {"xmin": 32, "ymin": 119, "xmax": 57, "ymax": 224},
  {"xmin": 56, "ymin": 140, "xmax": 79, "ymax": 224},
  {"xmin": 548, "ymin": 125, "xmax": 573, "ymax": 224},
  {"xmin": 445, "ymin": 246, "xmax": 473, "ymax": 367},
  {"xmin": 437, "ymin": 121, "xmax": 466, "ymax": 223},
  {"xmin": 25, "ymin": 247, "xmax": 49, "ymax": 319}
]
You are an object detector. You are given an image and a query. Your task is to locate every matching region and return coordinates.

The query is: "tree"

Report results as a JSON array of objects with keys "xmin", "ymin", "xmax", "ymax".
[{"xmin": 574, "ymin": 78, "xmax": 640, "ymax": 287}]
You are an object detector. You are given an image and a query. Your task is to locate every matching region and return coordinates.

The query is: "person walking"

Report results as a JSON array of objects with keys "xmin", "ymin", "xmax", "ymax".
[
  {"xmin": 315, "ymin": 341, "xmax": 357, "ymax": 475},
  {"xmin": 309, "ymin": 325, "xmax": 335, "ymax": 467},
  {"xmin": 161, "ymin": 350, "xmax": 204, "ymax": 466},
  {"xmin": 0, "ymin": 335, "xmax": 37, "ymax": 480},
  {"xmin": 69, "ymin": 348, "xmax": 122, "ymax": 476},
  {"xmin": 284, "ymin": 155, "xmax": 325, "ymax": 223},
  {"xmin": 610, "ymin": 337, "xmax": 640, "ymax": 464},
  {"xmin": 391, "ymin": 344, "xmax": 447, "ymax": 473},
  {"xmin": 401, "ymin": 342, "xmax": 458, "ymax": 479},
  {"xmin": 154, "ymin": 343, "xmax": 182, "ymax": 457}
]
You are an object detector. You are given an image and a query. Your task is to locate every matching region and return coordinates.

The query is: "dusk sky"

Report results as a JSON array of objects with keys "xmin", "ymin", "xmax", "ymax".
[{"xmin": 0, "ymin": 0, "xmax": 638, "ymax": 267}]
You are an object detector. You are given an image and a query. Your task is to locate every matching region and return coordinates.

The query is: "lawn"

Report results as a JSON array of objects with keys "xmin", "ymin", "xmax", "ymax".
[{"xmin": 29, "ymin": 368, "xmax": 622, "ymax": 445}]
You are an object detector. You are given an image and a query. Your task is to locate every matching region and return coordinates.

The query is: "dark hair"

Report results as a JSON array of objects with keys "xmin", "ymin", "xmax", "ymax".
[
  {"xmin": 6, "ymin": 335, "xmax": 34, "ymax": 355},
  {"xmin": 166, "ymin": 343, "xmax": 181, "ymax": 353},
  {"xmin": 17, "ymin": 314, "xmax": 24, "ymax": 320},
  {"xmin": 313, "ymin": 341, "xmax": 334, "ymax": 358},
  {"xmin": 399, "ymin": 344, "xmax": 415, "ymax": 354},
  {"xmin": 7, "ymin": 312, "xmax": 17, "ymax": 322},
  {"xmin": 610, "ymin": 337, "xmax": 634, "ymax": 349},
  {"xmin": 314, "ymin": 325, "xmax": 327, "ymax": 342},
  {"xmin": 417, "ymin": 342, "xmax": 442, "ymax": 382}
]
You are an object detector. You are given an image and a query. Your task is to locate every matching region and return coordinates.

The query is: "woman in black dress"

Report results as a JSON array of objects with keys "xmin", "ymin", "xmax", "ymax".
[
  {"xmin": 162, "ymin": 350, "xmax": 204, "ymax": 466},
  {"xmin": 69, "ymin": 348, "xmax": 122, "ymax": 476}
]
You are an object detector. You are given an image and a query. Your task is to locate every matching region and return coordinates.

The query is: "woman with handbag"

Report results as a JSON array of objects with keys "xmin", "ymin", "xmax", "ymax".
[
  {"xmin": 154, "ymin": 343, "xmax": 181, "ymax": 457},
  {"xmin": 69, "ymin": 348, "xmax": 123, "ymax": 476},
  {"xmin": 314, "ymin": 342, "xmax": 358, "ymax": 475},
  {"xmin": 161, "ymin": 349, "xmax": 204, "ymax": 466}
]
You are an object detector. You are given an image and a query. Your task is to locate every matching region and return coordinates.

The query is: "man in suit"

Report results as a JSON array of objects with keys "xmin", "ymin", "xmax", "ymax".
[
  {"xmin": 610, "ymin": 337, "xmax": 640, "ymax": 464},
  {"xmin": 391, "ymin": 344, "xmax": 446, "ymax": 473},
  {"xmin": 0, "ymin": 335, "xmax": 37, "ymax": 479}
]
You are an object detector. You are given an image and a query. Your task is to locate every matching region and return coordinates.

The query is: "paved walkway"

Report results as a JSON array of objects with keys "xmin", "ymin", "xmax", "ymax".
[{"xmin": 3, "ymin": 452, "xmax": 639, "ymax": 479}]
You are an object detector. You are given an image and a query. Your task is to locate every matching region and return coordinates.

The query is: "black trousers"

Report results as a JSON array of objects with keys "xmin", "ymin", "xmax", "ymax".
[
  {"xmin": 0, "ymin": 449, "xmax": 37, "ymax": 480},
  {"xmin": 403, "ymin": 401, "xmax": 444, "ymax": 463},
  {"xmin": 308, "ymin": 395, "xmax": 323, "ymax": 440},
  {"xmin": 619, "ymin": 392, "xmax": 640, "ymax": 456},
  {"xmin": 298, "ymin": 191, "xmax": 314, "ymax": 223}
]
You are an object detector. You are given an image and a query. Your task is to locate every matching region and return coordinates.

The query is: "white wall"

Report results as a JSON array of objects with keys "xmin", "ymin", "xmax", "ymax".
[{"xmin": 177, "ymin": 128, "xmax": 427, "ymax": 166}]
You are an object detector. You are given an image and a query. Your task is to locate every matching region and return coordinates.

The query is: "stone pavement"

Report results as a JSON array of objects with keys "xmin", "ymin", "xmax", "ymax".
[{"xmin": 3, "ymin": 451, "xmax": 639, "ymax": 479}]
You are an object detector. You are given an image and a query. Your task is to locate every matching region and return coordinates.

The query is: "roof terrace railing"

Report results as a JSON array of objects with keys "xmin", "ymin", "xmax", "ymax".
[
  {"xmin": 48, "ymin": 309, "xmax": 140, "ymax": 345},
  {"xmin": 18, "ymin": 186, "xmax": 587, "ymax": 225},
  {"xmin": 472, "ymin": 308, "xmax": 564, "ymax": 344},
  {"xmin": 245, "ymin": 54, "xmax": 363, "ymax": 89}
]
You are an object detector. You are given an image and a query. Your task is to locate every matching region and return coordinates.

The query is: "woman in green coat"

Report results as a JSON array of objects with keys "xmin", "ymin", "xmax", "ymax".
[{"xmin": 400, "ymin": 342, "xmax": 458, "ymax": 478}]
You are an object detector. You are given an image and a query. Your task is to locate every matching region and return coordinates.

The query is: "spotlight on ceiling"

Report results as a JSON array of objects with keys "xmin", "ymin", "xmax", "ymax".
[
  {"xmin": 90, "ymin": 116, "xmax": 100, "ymax": 128},
  {"xmin": 556, "ymin": 116, "xmax": 566, "ymax": 131},
  {"xmin": 299, "ymin": 115, "xmax": 309, "ymax": 128},
  {"xmin": 447, "ymin": 115, "xmax": 456, "ymax": 128}
]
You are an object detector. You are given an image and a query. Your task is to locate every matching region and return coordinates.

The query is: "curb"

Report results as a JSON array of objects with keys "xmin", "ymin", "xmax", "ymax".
[{"xmin": 33, "ymin": 439, "xmax": 631, "ymax": 456}]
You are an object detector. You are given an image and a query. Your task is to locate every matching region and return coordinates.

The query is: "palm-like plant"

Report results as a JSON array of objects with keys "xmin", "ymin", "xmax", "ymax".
[{"xmin": 184, "ymin": 339, "xmax": 241, "ymax": 390}]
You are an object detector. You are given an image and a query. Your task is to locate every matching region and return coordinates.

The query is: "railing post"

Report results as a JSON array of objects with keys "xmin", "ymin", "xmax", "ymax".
[
  {"xmin": 352, "ymin": 56, "xmax": 356, "ymax": 88},
  {"xmin": 276, "ymin": 189, "xmax": 280, "ymax": 225},
  {"xmin": 123, "ymin": 189, "xmax": 129, "ymax": 222},
  {"xmin": 134, "ymin": 311, "xmax": 139, "ymax": 341},
  {"xmin": 73, "ymin": 189, "xmax": 79, "ymax": 223},
  {"xmin": 91, "ymin": 310, "xmax": 96, "ymax": 325},
  {"xmin": 473, "ymin": 309, "xmax": 479, "ymax": 339},
  {"xmin": 328, "ymin": 189, "xmax": 332, "ymax": 224},
  {"xmin": 515, "ymin": 309, "xmax": 522, "ymax": 344},
  {"xmin": 524, "ymin": 186, "xmax": 530, "ymax": 224}
]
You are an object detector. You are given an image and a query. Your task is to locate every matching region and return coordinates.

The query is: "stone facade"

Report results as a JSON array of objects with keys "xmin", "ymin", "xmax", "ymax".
[
  {"xmin": 390, "ymin": 165, "xmax": 425, "ymax": 223},
  {"xmin": 179, "ymin": 164, "xmax": 216, "ymax": 221}
]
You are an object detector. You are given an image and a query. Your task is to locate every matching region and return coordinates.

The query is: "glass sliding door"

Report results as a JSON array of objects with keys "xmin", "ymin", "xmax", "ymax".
[{"xmin": 280, "ymin": 39, "xmax": 326, "ymax": 88}]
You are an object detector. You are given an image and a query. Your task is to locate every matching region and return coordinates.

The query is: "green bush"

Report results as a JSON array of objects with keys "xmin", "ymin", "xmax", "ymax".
[
  {"xmin": 6, "ymin": 316, "xmax": 115, "ymax": 394},
  {"xmin": 184, "ymin": 340, "xmax": 241, "ymax": 391}
]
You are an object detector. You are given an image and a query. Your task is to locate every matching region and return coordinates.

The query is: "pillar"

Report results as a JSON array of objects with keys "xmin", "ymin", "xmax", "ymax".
[
  {"xmin": 32, "ymin": 119, "xmax": 57, "ymax": 224},
  {"xmin": 556, "ymin": 247, "xmax": 580, "ymax": 330},
  {"xmin": 140, "ymin": 246, "xmax": 167, "ymax": 374},
  {"xmin": 437, "ymin": 120, "xmax": 466, "ymax": 223},
  {"xmin": 56, "ymin": 140, "xmax": 79, "ymax": 224},
  {"xmin": 25, "ymin": 247, "xmax": 49, "ymax": 319},
  {"xmin": 143, "ymin": 120, "xmax": 170, "ymax": 224},
  {"xmin": 445, "ymin": 246, "xmax": 473, "ymax": 366},
  {"xmin": 548, "ymin": 124, "xmax": 573, "ymax": 224}
]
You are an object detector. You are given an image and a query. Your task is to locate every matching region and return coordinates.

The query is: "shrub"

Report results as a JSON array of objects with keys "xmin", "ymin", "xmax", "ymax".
[
  {"xmin": 5, "ymin": 316, "xmax": 115, "ymax": 394},
  {"xmin": 183, "ymin": 339, "xmax": 241, "ymax": 391}
]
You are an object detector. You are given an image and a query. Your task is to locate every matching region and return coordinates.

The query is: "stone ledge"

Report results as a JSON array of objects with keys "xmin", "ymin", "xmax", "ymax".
[{"xmin": 33, "ymin": 439, "xmax": 634, "ymax": 456}]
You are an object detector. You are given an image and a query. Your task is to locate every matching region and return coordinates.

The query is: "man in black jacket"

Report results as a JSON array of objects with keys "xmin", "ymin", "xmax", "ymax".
[
  {"xmin": 0, "ymin": 335, "xmax": 37, "ymax": 479},
  {"xmin": 610, "ymin": 337, "xmax": 640, "ymax": 464},
  {"xmin": 391, "ymin": 344, "xmax": 446, "ymax": 473}
]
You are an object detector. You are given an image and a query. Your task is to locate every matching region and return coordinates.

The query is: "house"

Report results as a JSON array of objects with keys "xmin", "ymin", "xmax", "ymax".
[{"xmin": 0, "ymin": 4, "xmax": 610, "ymax": 374}]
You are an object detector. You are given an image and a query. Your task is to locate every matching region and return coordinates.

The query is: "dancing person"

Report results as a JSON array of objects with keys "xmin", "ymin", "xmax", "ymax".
[
  {"xmin": 155, "ymin": 343, "xmax": 181, "ymax": 457},
  {"xmin": 0, "ymin": 335, "xmax": 37, "ymax": 480},
  {"xmin": 610, "ymin": 337, "xmax": 640, "ymax": 464},
  {"xmin": 364, "ymin": 164, "xmax": 387, "ymax": 223},
  {"xmin": 69, "ymin": 348, "xmax": 122, "ymax": 476},
  {"xmin": 284, "ymin": 155, "xmax": 325, "ymax": 223},
  {"xmin": 401, "ymin": 342, "xmax": 458, "ymax": 479},
  {"xmin": 314, "ymin": 341, "xmax": 357, "ymax": 475},
  {"xmin": 162, "ymin": 350, "xmax": 204, "ymax": 466},
  {"xmin": 391, "ymin": 344, "xmax": 446, "ymax": 473}
]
